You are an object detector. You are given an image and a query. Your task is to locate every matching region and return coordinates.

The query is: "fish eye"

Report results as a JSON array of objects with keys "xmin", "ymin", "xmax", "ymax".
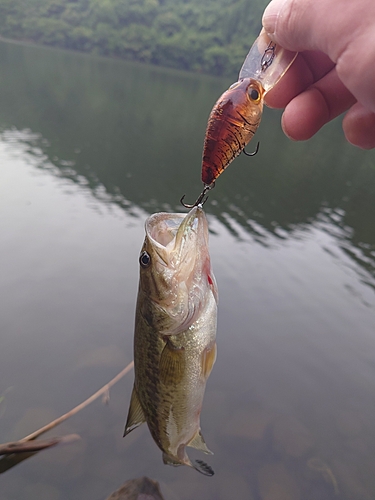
[
  {"xmin": 139, "ymin": 251, "xmax": 151, "ymax": 268},
  {"xmin": 248, "ymin": 87, "xmax": 260, "ymax": 102}
]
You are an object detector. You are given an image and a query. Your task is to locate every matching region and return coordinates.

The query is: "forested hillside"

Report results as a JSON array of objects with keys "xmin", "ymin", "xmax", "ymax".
[{"xmin": 0, "ymin": 0, "xmax": 268, "ymax": 76}]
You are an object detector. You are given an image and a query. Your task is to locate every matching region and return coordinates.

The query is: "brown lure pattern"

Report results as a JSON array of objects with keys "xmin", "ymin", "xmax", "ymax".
[{"xmin": 201, "ymin": 77, "xmax": 264, "ymax": 186}]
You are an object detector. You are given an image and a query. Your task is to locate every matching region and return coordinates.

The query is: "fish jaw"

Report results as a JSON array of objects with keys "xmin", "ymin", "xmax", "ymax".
[{"xmin": 140, "ymin": 207, "xmax": 217, "ymax": 335}]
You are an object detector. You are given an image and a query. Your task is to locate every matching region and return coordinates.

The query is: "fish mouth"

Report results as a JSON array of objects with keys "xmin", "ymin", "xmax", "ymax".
[
  {"xmin": 173, "ymin": 207, "xmax": 208, "ymax": 263},
  {"xmin": 145, "ymin": 207, "xmax": 208, "ymax": 269},
  {"xmin": 143, "ymin": 207, "xmax": 213, "ymax": 333}
]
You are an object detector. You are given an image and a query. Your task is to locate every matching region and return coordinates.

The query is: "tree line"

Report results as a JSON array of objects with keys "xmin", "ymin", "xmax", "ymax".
[{"xmin": 0, "ymin": 0, "xmax": 268, "ymax": 77}]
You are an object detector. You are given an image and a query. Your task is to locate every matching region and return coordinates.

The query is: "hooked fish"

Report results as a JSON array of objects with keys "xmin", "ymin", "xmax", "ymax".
[{"xmin": 124, "ymin": 206, "xmax": 218, "ymax": 476}]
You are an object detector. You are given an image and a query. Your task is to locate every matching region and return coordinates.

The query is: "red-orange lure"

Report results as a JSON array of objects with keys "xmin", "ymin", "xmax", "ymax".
[
  {"xmin": 181, "ymin": 30, "xmax": 297, "ymax": 208},
  {"xmin": 201, "ymin": 77, "xmax": 264, "ymax": 186}
]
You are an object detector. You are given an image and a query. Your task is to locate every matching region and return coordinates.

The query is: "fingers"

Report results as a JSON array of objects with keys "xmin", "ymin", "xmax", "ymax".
[
  {"xmin": 262, "ymin": 0, "xmax": 375, "ymax": 110},
  {"xmin": 261, "ymin": 0, "xmax": 375, "ymax": 147},
  {"xmin": 264, "ymin": 51, "xmax": 334, "ymax": 109},
  {"xmin": 335, "ymin": 30, "xmax": 375, "ymax": 113},
  {"xmin": 343, "ymin": 103, "xmax": 375, "ymax": 150},
  {"xmin": 280, "ymin": 68, "xmax": 356, "ymax": 141}
]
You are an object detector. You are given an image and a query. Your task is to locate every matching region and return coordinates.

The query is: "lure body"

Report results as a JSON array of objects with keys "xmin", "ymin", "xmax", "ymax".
[
  {"xmin": 202, "ymin": 78, "xmax": 264, "ymax": 185},
  {"xmin": 201, "ymin": 30, "xmax": 297, "ymax": 187}
]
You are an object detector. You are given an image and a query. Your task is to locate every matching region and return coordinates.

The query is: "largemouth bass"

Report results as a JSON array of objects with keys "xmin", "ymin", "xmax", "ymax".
[{"xmin": 124, "ymin": 206, "xmax": 218, "ymax": 476}]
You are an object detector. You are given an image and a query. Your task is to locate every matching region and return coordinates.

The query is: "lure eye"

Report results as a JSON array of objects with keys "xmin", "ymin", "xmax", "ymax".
[
  {"xmin": 139, "ymin": 251, "xmax": 151, "ymax": 268},
  {"xmin": 248, "ymin": 87, "xmax": 260, "ymax": 102}
]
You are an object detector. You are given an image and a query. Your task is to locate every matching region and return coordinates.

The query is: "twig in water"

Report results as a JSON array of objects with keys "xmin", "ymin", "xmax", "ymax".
[
  {"xmin": 21, "ymin": 360, "xmax": 134, "ymax": 443},
  {"xmin": 0, "ymin": 361, "xmax": 134, "ymax": 473},
  {"xmin": 0, "ymin": 434, "xmax": 80, "ymax": 455}
]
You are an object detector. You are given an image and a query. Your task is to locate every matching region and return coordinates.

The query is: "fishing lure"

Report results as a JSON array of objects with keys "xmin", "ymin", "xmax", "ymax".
[{"xmin": 182, "ymin": 30, "xmax": 297, "ymax": 207}]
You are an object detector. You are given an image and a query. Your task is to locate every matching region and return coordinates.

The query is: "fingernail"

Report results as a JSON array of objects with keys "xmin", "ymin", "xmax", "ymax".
[{"xmin": 262, "ymin": 0, "xmax": 286, "ymax": 34}]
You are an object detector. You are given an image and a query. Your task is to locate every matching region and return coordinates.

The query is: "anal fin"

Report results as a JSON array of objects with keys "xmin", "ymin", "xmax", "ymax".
[
  {"xmin": 188, "ymin": 429, "xmax": 213, "ymax": 455},
  {"xmin": 123, "ymin": 386, "xmax": 145, "ymax": 437}
]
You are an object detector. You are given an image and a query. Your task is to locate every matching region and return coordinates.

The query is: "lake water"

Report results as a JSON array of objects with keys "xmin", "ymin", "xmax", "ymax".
[{"xmin": 1, "ymin": 39, "xmax": 375, "ymax": 500}]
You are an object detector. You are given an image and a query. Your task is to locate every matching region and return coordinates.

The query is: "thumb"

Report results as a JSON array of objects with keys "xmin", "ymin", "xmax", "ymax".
[
  {"xmin": 262, "ymin": 0, "xmax": 375, "ymax": 112},
  {"xmin": 262, "ymin": 0, "xmax": 372, "ymax": 60}
]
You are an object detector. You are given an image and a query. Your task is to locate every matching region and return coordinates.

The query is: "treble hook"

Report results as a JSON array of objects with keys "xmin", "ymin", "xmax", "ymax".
[
  {"xmin": 180, "ymin": 183, "xmax": 214, "ymax": 209},
  {"xmin": 243, "ymin": 141, "xmax": 260, "ymax": 157}
]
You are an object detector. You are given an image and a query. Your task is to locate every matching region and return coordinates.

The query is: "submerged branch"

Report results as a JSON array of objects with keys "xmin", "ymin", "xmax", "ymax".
[
  {"xmin": 0, "ymin": 361, "xmax": 134, "ymax": 472},
  {"xmin": 21, "ymin": 361, "xmax": 134, "ymax": 443},
  {"xmin": 0, "ymin": 434, "xmax": 80, "ymax": 455}
]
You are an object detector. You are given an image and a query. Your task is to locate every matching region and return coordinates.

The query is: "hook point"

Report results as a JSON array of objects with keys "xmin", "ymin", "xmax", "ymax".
[{"xmin": 243, "ymin": 141, "xmax": 260, "ymax": 157}]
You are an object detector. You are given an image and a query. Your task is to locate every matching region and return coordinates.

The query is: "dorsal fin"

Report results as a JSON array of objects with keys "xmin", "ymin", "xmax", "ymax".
[{"xmin": 123, "ymin": 386, "xmax": 145, "ymax": 437}]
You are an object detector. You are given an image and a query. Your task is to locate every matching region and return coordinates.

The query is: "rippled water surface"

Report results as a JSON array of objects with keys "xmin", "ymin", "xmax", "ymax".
[{"xmin": 1, "ymin": 40, "xmax": 375, "ymax": 500}]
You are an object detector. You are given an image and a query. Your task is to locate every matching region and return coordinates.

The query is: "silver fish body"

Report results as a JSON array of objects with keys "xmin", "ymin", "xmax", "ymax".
[{"xmin": 124, "ymin": 206, "xmax": 218, "ymax": 475}]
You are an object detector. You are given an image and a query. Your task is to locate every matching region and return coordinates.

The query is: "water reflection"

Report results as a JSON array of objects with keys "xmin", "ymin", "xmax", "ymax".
[
  {"xmin": 1, "ymin": 39, "xmax": 375, "ymax": 500},
  {"xmin": 1, "ymin": 40, "xmax": 374, "ymax": 288}
]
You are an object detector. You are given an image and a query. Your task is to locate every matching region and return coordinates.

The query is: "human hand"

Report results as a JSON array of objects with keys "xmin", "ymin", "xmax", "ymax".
[{"xmin": 262, "ymin": 0, "xmax": 375, "ymax": 149}]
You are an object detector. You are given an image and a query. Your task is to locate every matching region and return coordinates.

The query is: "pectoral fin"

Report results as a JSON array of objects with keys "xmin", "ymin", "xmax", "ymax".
[
  {"xmin": 201, "ymin": 342, "xmax": 217, "ymax": 379},
  {"xmin": 123, "ymin": 386, "xmax": 145, "ymax": 437},
  {"xmin": 188, "ymin": 429, "xmax": 213, "ymax": 455},
  {"xmin": 159, "ymin": 341, "xmax": 185, "ymax": 386}
]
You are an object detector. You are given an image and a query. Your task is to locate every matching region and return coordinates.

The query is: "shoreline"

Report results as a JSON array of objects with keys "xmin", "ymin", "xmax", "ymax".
[{"xmin": 0, "ymin": 35, "xmax": 232, "ymax": 83}]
